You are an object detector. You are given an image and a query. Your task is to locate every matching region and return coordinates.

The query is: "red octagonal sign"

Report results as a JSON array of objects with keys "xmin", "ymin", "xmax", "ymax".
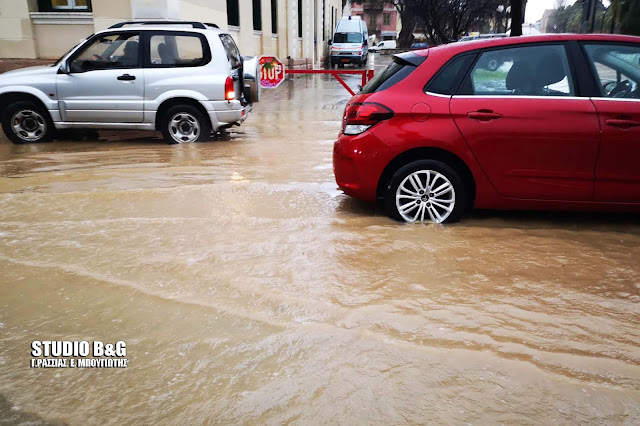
[{"xmin": 260, "ymin": 56, "xmax": 285, "ymax": 89}]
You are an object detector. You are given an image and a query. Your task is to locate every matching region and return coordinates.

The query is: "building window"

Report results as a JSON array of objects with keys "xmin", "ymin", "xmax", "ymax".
[
  {"xmin": 271, "ymin": 0, "xmax": 277, "ymax": 33},
  {"xmin": 369, "ymin": 15, "xmax": 376, "ymax": 30},
  {"xmin": 383, "ymin": 13, "xmax": 390, "ymax": 26},
  {"xmin": 227, "ymin": 0, "xmax": 239, "ymax": 27},
  {"xmin": 253, "ymin": 0, "xmax": 262, "ymax": 31},
  {"xmin": 52, "ymin": 0, "xmax": 89, "ymax": 8},
  {"xmin": 38, "ymin": 0, "xmax": 91, "ymax": 11},
  {"xmin": 297, "ymin": 0, "xmax": 302, "ymax": 38}
]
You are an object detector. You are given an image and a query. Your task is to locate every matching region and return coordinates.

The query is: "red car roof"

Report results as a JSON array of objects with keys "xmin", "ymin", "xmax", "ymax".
[{"xmin": 413, "ymin": 33, "xmax": 640, "ymax": 57}]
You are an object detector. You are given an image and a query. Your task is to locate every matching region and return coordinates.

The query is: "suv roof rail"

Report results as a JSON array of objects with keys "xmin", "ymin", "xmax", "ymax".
[{"xmin": 109, "ymin": 21, "xmax": 219, "ymax": 29}]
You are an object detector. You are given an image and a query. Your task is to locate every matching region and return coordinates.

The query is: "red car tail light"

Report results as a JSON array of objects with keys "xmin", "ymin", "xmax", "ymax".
[
  {"xmin": 342, "ymin": 102, "xmax": 394, "ymax": 135},
  {"xmin": 225, "ymin": 76, "xmax": 235, "ymax": 100}
]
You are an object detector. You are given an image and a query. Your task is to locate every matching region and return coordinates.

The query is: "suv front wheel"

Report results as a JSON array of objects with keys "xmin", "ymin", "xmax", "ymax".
[
  {"xmin": 161, "ymin": 104, "xmax": 211, "ymax": 144},
  {"xmin": 385, "ymin": 160, "xmax": 467, "ymax": 224},
  {"xmin": 2, "ymin": 101, "xmax": 55, "ymax": 144}
]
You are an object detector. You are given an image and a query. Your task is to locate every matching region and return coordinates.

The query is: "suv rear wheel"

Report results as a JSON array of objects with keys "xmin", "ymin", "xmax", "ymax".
[
  {"xmin": 161, "ymin": 104, "xmax": 211, "ymax": 144},
  {"xmin": 2, "ymin": 100, "xmax": 55, "ymax": 144},
  {"xmin": 385, "ymin": 160, "xmax": 467, "ymax": 224}
]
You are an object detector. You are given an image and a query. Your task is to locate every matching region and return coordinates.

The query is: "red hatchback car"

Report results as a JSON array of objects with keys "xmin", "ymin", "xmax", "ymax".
[{"xmin": 333, "ymin": 34, "xmax": 640, "ymax": 223}]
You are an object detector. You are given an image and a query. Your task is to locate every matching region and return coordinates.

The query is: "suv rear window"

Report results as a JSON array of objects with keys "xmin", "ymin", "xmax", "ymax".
[
  {"xmin": 219, "ymin": 34, "xmax": 241, "ymax": 69},
  {"xmin": 361, "ymin": 54, "xmax": 426, "ymax": 93}
]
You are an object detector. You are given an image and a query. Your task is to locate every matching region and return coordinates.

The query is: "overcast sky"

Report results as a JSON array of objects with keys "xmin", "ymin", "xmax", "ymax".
[{"xmin": 525, "ymin": 0, "xmax": 576, "ymax": 23}]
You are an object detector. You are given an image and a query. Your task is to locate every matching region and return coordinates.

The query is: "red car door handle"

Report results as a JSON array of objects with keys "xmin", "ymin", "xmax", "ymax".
[
  {"xmin": 467, "ymin": 110, "xmax": 502, "ymax": 121},
  {"xmin": 605, "ymin": 119, "xmax": 640, "ymax": 129}
]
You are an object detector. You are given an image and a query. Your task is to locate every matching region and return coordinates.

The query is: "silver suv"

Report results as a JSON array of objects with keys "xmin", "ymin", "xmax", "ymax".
[{"xmin": 0, "ymin": 21, "xmax": 260, "ymax": 144}]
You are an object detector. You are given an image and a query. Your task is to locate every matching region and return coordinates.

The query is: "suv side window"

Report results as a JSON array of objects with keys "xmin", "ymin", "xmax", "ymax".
[
  {"xmin": 583, "ymin": 43, "xmax": 640, "ymax": 99},
  {"xmin": 148, "ymin": 33, "xmax": 208, "ymax": 67},
  {"xmin": 70, "ymin": 33, "xmax": 140, "ymax": 72},
  {"xmin": 219, "ymin": 34, "xmax": 242, "ymax": 69},
  {"xmin": 460, "ymin": 44, "xmax": 575, "ymax": 97}
]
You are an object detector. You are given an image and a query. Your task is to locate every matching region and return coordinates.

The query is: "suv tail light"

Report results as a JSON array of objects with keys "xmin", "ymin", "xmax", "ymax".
[
  {"xmin": 225, "ymin": 76, "xmax": 235, "ymax": 100},
  {"xmin": 342, "ymin": 102, "xmax": 394, "ymax": 135}
]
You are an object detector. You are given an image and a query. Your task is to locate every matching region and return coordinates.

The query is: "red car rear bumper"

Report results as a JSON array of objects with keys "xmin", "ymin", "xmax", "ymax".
[{"xmin": 333, "ymin": 131, "xmax": 392, "ymax": 202}]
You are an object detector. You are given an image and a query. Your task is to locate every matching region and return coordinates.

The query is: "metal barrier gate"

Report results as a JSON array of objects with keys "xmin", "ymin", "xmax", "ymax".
[{"xmin": 285, "ymin": 69, "xmax": 375, "ymax": 96}]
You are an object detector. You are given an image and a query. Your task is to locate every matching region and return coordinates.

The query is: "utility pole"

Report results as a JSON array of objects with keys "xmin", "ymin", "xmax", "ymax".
[{"xmin": 589, "ymin": 0, "xmax": 597, "ymax": 33}]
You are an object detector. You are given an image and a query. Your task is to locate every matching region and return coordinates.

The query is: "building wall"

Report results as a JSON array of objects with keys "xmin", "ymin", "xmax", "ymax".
[
  {"xmin": 93, "ymin": 0, "xmax": 131, "ymax": 31},
  {"xmin": 350, "ymin": 2, "xmax": 397, "ymax": 39},
  {"xmin": 0, "ymin": 0, "xmax": 340, "ymax": 64},
  {"xmin": 0, "ymin": 0, "xmax": 37, "ymax": 58},
  {"xmin": 540, "ymin": 9, "xmax": 555, "ymax": 34},
  {"xmin": 33, "ymin": 23, "xmax": 93, "ymax": 58}
]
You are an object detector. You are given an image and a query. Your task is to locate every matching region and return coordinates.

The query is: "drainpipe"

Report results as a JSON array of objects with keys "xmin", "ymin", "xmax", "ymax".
[{"xmin": 311, "ymin": 0, "xmax": 316, "ymax": 69}]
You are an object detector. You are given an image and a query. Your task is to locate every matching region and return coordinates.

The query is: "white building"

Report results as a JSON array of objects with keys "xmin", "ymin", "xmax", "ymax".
[{"xmin": 0, "ymin": 0, "xmax": 343, "ymax": 65}]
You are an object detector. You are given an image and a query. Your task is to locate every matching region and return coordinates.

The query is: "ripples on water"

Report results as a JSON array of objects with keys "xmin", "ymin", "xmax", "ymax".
[{"xmin": 0, "ymin": 69, "xmax": 639, "ymax": 424}]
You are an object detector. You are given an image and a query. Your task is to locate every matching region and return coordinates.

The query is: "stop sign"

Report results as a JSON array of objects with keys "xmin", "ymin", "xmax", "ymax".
[{"xmin": 259, "ymin": 56, "xmax": 285, "ymax": 89}]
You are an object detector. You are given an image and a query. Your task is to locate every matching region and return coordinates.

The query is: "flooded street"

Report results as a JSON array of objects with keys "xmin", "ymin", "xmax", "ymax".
[{"xmin": 1, "ymin": 55, "xmax": 640, "ymax": 424}]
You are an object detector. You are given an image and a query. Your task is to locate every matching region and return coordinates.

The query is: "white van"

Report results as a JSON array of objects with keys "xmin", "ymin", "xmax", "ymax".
[
  {"xmin": 330, "ymin": 16, "xmax": 368, "ymax": 68},
  {"xmin": 370, "ymin": 40, "xmax": 397, "ymax": 52}
]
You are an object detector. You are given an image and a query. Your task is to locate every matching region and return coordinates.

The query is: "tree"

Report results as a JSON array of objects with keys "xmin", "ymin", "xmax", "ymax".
[
  {"xmin": 619, "ymin": 0, "xmax": 640, "ymax": 35},
  {"xmin": 395, "ymin": 0, "xmax": 417, "ymax": 48},
  {"xmin": 610, "ymin": 0, "xmax": 619, "ymax": 33},
  {"xmin": 510, "ymin": 0, "xmax": 524, "ymax": 35},
  {"xmin": 409, "ymin": 0, "xmax": 502, "ymax": 44},
  {"xmin": 552, "ymin": 2, "xmax": 584, "ymax": 32}
]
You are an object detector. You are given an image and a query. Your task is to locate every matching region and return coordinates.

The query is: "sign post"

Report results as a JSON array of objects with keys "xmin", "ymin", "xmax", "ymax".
[{"xmin": 259, "ymin": 56, "xmax": 286, "ymax": 89}]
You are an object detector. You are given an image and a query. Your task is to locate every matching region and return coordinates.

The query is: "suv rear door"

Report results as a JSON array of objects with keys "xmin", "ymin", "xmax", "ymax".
[
  {"xmin": 582, "ymin": 42, "xmax": 640, "ymax": 203},
  {"xmin": 450, "ymin": 43, "xmax": 600, "ymax": 201},
  {"xmin": 219, "ymin": 34, "xmax": 243, "ymax": 100},
  {"xmin": 142, "ymin": 30, "xmax": 212, "ymax": 112}
]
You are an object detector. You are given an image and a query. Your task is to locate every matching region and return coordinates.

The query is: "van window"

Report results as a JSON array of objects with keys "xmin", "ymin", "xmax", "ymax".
[{"xmin": 334, "ymin": 32, "xmax": 362, "ymax": 43}]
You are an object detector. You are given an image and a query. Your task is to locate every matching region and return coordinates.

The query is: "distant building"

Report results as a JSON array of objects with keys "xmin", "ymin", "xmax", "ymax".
[
  {"xmin": 0, "ymin": 0, "xmax": 342, "ymax": 64},
  {"xmin": 351, "ymin": 2, "xmax": 397, "ymax": 40},
  {"xmin": 540, "ymin": 9, "xmax": 556, "ymax": 33}
]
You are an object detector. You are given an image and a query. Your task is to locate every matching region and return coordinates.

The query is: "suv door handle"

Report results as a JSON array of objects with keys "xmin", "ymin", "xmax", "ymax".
[
  {"xmin": 117, "ymin": 74, "xmax": 136, "ymax": 81},
  {"xmin": 467, "ymin": 110, "xmax": 502, "ymax": 121},
  {"xmin": 605, "ymin": 118, "xmax": 640, "ymax": 129}
]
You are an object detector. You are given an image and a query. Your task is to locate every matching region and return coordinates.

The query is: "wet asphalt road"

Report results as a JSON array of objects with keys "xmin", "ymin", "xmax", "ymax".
[{"xmin": 1, "ymin": 55, "xmax": 640, "ymax": 424}]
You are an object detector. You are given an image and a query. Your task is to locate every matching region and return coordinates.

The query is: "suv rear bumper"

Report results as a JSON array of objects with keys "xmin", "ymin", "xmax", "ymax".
[{"xmin": 203, "ymin": 100, "xmax": 251, "ymax": 129}]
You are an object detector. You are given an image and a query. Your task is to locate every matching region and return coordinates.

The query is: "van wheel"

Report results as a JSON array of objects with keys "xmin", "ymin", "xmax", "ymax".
[
  {"xmin": 1, "ymin": 101, "xmax": 55, "ymax": 144},
  {"xmin": 161, "ymin": 104, "xmax": 211, "ymax": 144},
  {"xmin": 384, "ymin": 160, "xmax": 467, "ymax": 224}
]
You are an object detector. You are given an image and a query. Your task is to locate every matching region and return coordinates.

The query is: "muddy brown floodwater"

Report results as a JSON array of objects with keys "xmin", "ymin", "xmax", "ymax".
[{"xmin": 1, "ymin": 56, "xmax": 640, "ymax": 424}]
